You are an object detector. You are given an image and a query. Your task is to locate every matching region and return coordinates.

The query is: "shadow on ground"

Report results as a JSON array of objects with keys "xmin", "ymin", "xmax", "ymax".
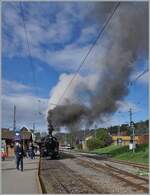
[
  {"xmin": 41, "ymin": 152, "xmax": 75, "ymax": 161},
  {"xmin": 24, "ymin": 161, "xmax": 38, "ymax": 164}
]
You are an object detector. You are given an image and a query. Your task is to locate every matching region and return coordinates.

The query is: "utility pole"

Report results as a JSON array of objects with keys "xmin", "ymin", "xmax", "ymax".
[
  {"xmin": 65, "ymin": 133, "xmax": 67, "ymax": 146},
  {"xmin": 84, "ymin": 129, "xmax": 86, "ymax": 140},
  {"xmin": 33, "ymin": 123, "xmax": 35, "ymax": 131},
  {"xmin": 118, "ymin": 126, "xmax": 120, "ymax": 136},
  {"xmin": 129, "ymin": 108, "xmax": 135, "ymax": 152},
  {"xmin": 94, "ymin": 124, "xmax": 97, "ymax": 139},
  {"xmin": 13, "ymin": 105, "xmax": 16, "ymax": 131},
  {"xmin": 129, "ymin": 108, "xmax": 132, "ymax": 125}
]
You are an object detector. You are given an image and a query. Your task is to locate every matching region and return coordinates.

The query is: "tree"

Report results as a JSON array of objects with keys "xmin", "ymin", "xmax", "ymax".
[
  {"xmin": 96, "ymin": 128, "xmax": 112, "ymax": 146},
  {"xmin": 120, "ymin": 124, "xmax": 130, "ymax": 135},
  {"xmin": 86, "ymin": 129, "xmax": 112, "ymax": 150},
  {"xmin": 108, "ymin": 125, "xmax": 120, "ymax": 134}
]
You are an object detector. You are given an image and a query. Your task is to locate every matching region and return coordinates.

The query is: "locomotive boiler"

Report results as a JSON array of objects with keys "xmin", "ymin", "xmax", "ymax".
[{"xmin": 40, "ymin": 120, "xmax": 59, "ymax": 159}]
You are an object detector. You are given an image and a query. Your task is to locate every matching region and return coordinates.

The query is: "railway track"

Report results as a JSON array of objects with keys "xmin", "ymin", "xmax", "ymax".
[
  {"xmin": 63, "ymin": 150, "xmax": 149, "ymax": 171},
  {"xmin": 107, "ymin": 158, "xmax": 149, "ymax": 171},
  {"xmin": 75, "ymin": 157, "xmax": 149, "ymax": 193},
  {"xmin": 39, "ymin": 158, "xmax": 105, "ymax": 193},
  {"xmin": 80, "ymin": 153, "xmax": 149, "ymax": 171}
]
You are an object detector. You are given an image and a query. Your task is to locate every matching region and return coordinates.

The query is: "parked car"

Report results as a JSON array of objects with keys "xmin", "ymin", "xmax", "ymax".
[{"xmin": 64, "ymin": 144, "xmax": 74, "ymax": 150}]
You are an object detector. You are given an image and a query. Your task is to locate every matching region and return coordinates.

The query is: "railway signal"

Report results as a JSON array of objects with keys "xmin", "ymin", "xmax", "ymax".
[{"xmin": 129, "ymin": 109, "xmax": 136, "ymax": 152}]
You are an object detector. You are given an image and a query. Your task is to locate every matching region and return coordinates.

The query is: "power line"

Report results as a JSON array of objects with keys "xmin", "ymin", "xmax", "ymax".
[
  {"xmin": 129, "ymin": 68, "xmax": 149, "ymax": 86},
  {"xmin": 126, "ymin": 67, "xmax": 148, "ymax": 111},
  {"xmin": 19, "ymin": 2, "xmax": 42, "ymax": 122},
  {"xmin": 19, "ymin": 2, "xmax": 40, "ymax": 99},
  {"xmin": 12, "ymin": 2, "xmax": 123, "ymax": 113},
  {"xmin": 56, "ymin": 2, "xmax": 121, "ymax": 106}
]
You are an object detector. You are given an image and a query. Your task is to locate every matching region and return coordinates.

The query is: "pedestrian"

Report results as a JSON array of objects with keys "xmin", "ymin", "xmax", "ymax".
[
  {"xmin": 32, "ymin": 144, "xmax": 35, "ymax": 159},
  {"xmin": 29, "ymin": 143, "xmax": 35, "ymax": 159},
  {"xmin": 14, "ymin": 142, "xmax": 24, "ymax": 171},
  {"xmin": 14, "ymin": 142, "xmax": 19, "ymax": 165},
  {"xmin": 29, "ymin": 143, "xmax": 32, "ymax": 159}
]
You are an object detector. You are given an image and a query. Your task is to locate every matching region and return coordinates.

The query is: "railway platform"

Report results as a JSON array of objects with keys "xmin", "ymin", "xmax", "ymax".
[{"xmin": 1, "ymin": 156, "xmax": 41, "ymax": 194}]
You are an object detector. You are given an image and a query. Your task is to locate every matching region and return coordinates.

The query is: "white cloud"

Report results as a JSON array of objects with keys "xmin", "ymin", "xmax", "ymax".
[
  {"xmin": 2, "ymin": 80, "xmax": 32, "ymax": 94},
  {"xmin": 2, "ymin": 79, "xmax": 49, "ymax": 132},
  {"xmin": 2, "ymin": 2, "xmax": 148, "ymax": 130},
  {"xmin": 116, "ymin": 100, "xmax": 141, "ymax": 113},
  {"xmin": 100, "ymin": 114, "xmax": 128, "ymax": 127},
  {"xmin": 48, "ymin": 72, "xmax": 100, "ymax": 111},
  {"xmin": 77, "ymin": 25, "xmax": 98, "ymax": 45},
  {"xmin": 2, "ymin": 2, "xmax": 100, "ymax": 72},
  {"xmin": 2, "ymin": 94, "xmax": 49, "ymax": 131}
]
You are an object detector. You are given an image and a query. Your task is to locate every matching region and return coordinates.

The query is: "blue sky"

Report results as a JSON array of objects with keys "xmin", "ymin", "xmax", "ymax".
[{"xmin": 2, "ymin": 2, "xmax": 148, "ymax": 132}]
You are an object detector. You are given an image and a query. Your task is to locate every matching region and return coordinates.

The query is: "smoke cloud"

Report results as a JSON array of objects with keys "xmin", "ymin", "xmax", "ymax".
[{"xmin": 47, "ymin": 2, "xmax": 148, "ymax": 131}]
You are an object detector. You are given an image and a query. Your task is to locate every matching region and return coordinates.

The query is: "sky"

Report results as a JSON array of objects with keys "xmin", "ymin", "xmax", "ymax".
[{"xmin": 2, "ymin": 1, "xmax": 149, "ymax": 133}]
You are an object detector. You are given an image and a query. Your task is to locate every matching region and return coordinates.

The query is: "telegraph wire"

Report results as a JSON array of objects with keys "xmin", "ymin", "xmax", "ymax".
[
  {"xmin": 127, "ymin": 68, "xmax": 148, "ymax": 110},
  {"xmin": 11, "ymin": 3, "xmax": 148, "ymax": 122},
  {"xmin": 19, "ymin": 2, "xmax": 42, "ymax": 125},
  {"xmin": 129, "ymin": 68, "xmax": 149, "ymax": 86},
  {"xmin": 19, "ymin": 2, "xmax": 38, "ymax": 96},
  {"xmin": 56, "ymin": 2, "xmax": 121, "ymax": 106}
]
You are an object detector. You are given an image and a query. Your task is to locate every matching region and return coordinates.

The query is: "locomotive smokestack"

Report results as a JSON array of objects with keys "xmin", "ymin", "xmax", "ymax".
[{"xmin": 48, "ymin": 119, "xmax": 54, "ymax": 136}]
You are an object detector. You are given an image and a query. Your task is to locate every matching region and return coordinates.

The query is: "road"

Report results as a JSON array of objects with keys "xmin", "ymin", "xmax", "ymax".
[{"xmin": 1, "ymin": 157, "xmax": 40, "ymax": 194}]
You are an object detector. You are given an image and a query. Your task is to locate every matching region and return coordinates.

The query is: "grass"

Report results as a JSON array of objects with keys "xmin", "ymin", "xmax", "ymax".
[{"xmin": 91, "ymin": 144, "xmax": 149, "ymax": 165}]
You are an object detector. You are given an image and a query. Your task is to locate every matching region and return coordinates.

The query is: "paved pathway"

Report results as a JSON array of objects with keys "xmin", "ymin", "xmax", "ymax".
[{"xmin": 1, "ymin": 157, "xmax": 40, "ymax": 194}]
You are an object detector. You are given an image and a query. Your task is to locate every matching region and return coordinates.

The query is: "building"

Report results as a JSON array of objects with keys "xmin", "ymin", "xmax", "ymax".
[
  {"xmin": 112, "ymin": 134, "xmax": 149, "ymax": 145},
  {"xmin": 83, "ymin": 130, "xmax": 96, "ymax": 150},
  {"xmin": 83, "ymin": 131, "xmax": 149, "ymax": 149},
  {"xmin": 136, "ymin": 133, "xmax": 149, "ymax": 144},
  {"xmin": 20, "ymin": 127, "xmax": 33, "ymax": 151},
  {"xmin": 1, "ymin": 127, "xmax": 33, "ymax": 157},
  {"xmin": 1, "ymin": 128, "xmax": 15, "ymax": 157}
]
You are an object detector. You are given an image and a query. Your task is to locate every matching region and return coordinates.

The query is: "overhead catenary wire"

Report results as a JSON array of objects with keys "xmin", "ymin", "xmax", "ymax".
[
  {"xmin": 129, "ymin": 68, "xmax": 149, "ymax": 86},
  {"xmin": 56, "ymin": 2, "xmax": 121, "ymax": 106},
  {"xmin": 127, "ymin": 68, "xmax": 149, "ymax": 109},
  {"xmin": 19, "ymin": 2, "xmax": 38, "ymax": 96},
  {"xmin": 13, "ymin": 3, "xmax": 147, "ymax": 124},
  {"xmin": 19, "ymin": 2, "xmax": 42, "ymax": 124}
]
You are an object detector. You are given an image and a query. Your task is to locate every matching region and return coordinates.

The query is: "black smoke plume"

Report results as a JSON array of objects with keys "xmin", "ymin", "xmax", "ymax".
[{"xmin": 47, "ymin": 2, "xmax": 148, "ymax": 131}]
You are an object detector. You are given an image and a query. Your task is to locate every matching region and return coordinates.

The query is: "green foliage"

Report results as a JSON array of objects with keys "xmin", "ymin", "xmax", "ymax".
[
  {"xmin": 76, "ymin": 144, "xmax": 82, "ymax": 150},
  {"xmin": 86, "ymin": 139, "xmax": 101, "ymax": 150},
  {"xmin": 86, "ymin": 129, "xmax": 112, "ymax": 150},
  {"xmin": 93, "ymin": 144, "xmax": 149, "ymax": 165},
  {"xmin": 108, "ymin": 119, "xmax": 149, "ymax": 135},
  {"xmin": 134, "ymin": 120, "xmax": 149, "ymax": 135}
]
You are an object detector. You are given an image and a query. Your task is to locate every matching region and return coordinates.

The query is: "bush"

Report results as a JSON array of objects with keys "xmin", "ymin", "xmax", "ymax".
[
  {"xmin": 76, "ymin": 144, "xmax": 82, "ymax": 150},
  {"xmin": 86, "ymin": 129, "xmax": 112, "ymax": 150},
  {"xmin": 86, "ymin": 139, "xmax": 99, "ymax": 150}
]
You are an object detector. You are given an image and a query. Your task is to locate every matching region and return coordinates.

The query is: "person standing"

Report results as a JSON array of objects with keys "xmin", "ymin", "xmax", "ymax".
[
  {"xmin": 32, "ymin": 144, "xmax": 35, "ymax": 159},
  {"xmin": 29, "ymin": 143, "xmax": 35, "ymax": 159},
  {"xmin": 29, "ymin": 143, "xmax": 32, "ymax": 159},
  {"xmin": 14, "ymin": 142, "xmax": 24, "ymax": 171}
]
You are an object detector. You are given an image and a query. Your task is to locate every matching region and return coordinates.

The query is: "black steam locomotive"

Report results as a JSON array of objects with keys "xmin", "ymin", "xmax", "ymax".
[
  {"xmin": 39, "ymin": 120, "xmax": 59, "ymax": 159},
  {"xmin": 40, "ymin": 135, "xmax": 59, "ymax": 159}
]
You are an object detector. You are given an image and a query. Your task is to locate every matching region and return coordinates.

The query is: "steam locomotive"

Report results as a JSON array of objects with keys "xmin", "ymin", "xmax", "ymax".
[
  {"xmin": 40, "ymin": 135, "xmax": 59, "ymax": 159},
  {"xmin": 39, "ymin": 120, "xmax": 59, "ymax": 159}
]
